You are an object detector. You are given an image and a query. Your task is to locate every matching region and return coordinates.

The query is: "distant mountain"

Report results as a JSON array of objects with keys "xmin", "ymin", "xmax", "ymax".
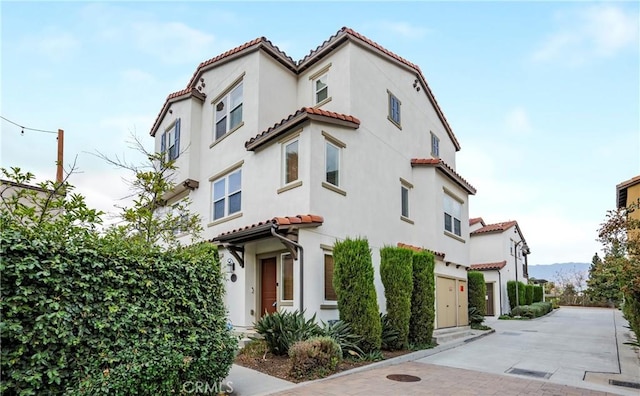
[{"xmin": 528, "ymin": 262, "xmax": 590, "ymax": 283}]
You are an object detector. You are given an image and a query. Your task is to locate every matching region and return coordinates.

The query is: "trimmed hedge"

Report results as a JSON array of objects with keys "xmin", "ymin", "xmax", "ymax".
[
  {"xmin": 333, "ymin": 238, "xmax": 381, "ymax": 352},
  {"xmin": 511, "ymin": 302, "xmax": 553, "ymax": 318},
  {"xmin": 507, "ymin": 280, "xmax": 527, "ymax": 309},
  {"xmin": 524, "ymin": 284, "xmax": 534, "ymax": 305},
  {"xmin": 409, "ymin": 251, "xmax": 435, "ymax": 345},
  {"xmin": 379, "ymin": 247, "xmax": 413, "ymax": 350},
  {"xmin": 467, "ymin": 271, "xmax": 487, "ymax": 318},
  {"xmin": 533, "ymin": 285, "xmax": 544, "ymax": 303},
  {"xmin": 1, "ymin": 225, "xmax": 237, "ymax": 395}
]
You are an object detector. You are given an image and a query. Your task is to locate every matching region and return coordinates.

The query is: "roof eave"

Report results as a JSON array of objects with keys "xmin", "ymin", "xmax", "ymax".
[{"xmin": 150, "ymin": 90, "xmax": 205, "ymax": 137}]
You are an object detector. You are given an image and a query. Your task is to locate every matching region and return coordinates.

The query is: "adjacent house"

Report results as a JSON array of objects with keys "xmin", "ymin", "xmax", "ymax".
[
  {"xmin": 149, "ymin": 27, "xmax": 476, "ymax": 331},
  {"xmin": 469, "ymin": 217, "xmax": 530, "ymax": 316}
]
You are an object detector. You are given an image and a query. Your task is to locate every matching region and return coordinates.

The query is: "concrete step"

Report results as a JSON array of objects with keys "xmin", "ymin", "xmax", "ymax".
[{"xmin": 432, "ymin": 326, "xmax": 473, "ymax": 344}]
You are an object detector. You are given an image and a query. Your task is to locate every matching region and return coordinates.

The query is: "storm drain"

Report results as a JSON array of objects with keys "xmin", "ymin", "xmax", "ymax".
[
  {"xmin": 502, "ymin": 331, "xmax": 522, "ymax": 336},
  {"xmin": 506, "ymin": 368, "xmax": 552, "ymax": 379},
  {"xmin": 609, "ymin": 379, "xmax": 640, "ymax": 389},
  {"xmin": 386, "ymin": 374, "xmax": 421, "ymax": 382}
]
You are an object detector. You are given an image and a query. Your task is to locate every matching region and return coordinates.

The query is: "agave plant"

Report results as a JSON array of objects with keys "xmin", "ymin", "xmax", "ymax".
[
  {"xmin": 380, "ymin": 313, "xmax": 400, "ymax": 351},
  {"xmin": 252, "ymin": 310, "xmax": 322, "ymax": 356},
  {"xmin": 321, "ymin": 320, "xmax": 364, "ymax": 359}
]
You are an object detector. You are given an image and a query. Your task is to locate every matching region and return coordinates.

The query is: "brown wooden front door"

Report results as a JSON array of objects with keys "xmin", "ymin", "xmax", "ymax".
[
  {"xmin": 261, "ymin": 257, "xmax": 277, "ymax": 316},
  {"xmin": 486, "ymin": 283, "xmax": 494, "ymax": 316}
]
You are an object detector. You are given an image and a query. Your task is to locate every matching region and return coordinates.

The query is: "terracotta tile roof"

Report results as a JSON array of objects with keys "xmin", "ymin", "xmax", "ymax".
[
  {"xmin": 245, "ymin": 107, "xmax": 360, "ymax": 151},
  {"xmin": 150, "ymin": 27, "xmax": 461, "ymax": 151},
  {"xmin": 410, "ymin": 158, "xmax": 476, "ymax": 195},
  {"xmin": 470, "ymin": 221, "xmax": 518, "ymax": 235},
  {"xmin": 397, "ymin": 242, "xmax": 445, "ymax": 259},
  {"xmin": 469, "ymin": 261, "xmax": 507, "ymax": 271},
  {"xmin": 469, "ymin": 217, "xmax": 484, "ymax": 226},
  {"xmin": 212, "ymin": 214, "xmax": 324, "ymax": 241},
  {"xmin": 150, "ymin": 88, "xmax": 206, "ymax": 137}
]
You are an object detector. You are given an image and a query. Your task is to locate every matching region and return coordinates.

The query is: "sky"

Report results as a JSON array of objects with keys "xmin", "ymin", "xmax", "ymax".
[{"xmin": 1, "ymin": 1, "xmax": 638, "ymax": 265}]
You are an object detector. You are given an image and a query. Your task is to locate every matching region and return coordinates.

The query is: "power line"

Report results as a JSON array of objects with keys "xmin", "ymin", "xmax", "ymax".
[{"xmin": 0, "ymin": 115, "xmax": 59, "ymax": 135}]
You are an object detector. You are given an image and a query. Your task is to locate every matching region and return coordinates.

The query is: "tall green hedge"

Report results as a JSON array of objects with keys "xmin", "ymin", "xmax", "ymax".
[
  {"xmin": 524, "ymin": 284, "xmax": 534, "ymax": 305},
  {"xmin": 467, "ymin": 271, "xmax": 487, "ymax": 317},
  {"xmin": 533, "ymin": 285, "xmax": 544, "ymax": 303},
  {"xmin": 409, "ymin": 251, "xmax": 435, "ymax": 345},
  {"xmin": 333, "ymin": 238, "xmax": 381, "ymax": 352},
  {"xmin": 0, "ymin": 224, "xmax": 237, "ymax": 395},
  {"xmin": 507, "ymin": 280, "xmax": 527, "ymax": 310},
  {"xmin": 379, "ymin": 247, "xmax": 413, "ymax": 350}
]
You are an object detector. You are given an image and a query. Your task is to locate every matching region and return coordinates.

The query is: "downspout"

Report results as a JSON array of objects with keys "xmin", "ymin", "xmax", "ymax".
[
  {"xmin": 498, "ymin": 270, "xmax": 503, "ymax": 316},
  {"xmin": 270, "ymin": 226, "xmax": 304, "ymax": 311}
]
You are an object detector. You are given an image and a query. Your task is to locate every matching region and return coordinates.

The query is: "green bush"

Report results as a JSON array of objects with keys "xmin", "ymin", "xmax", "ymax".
[
  {"xmin": 333, "ymin": 238, "xmax": 381, "ymax": 352},
  {"xmin": 380, "ymin": 313, "xmax": 400, "ymax": 350},
  {"xmin": 1, "ymin": 225, "xmax": 237, "ymax": 395},
  {"xmin": 321, "ymin": 320, "xmax": 363, "ymax": 359},
  {"xmin": 507, "ymin": 280, "xmax": 527, "ymax": 309},
  {"xmin": 524, "ymin": 284, "xmax": 534, "ymax": 305},
  {"xmin": 409, "ymin": 251, "xmax": 435, "ymax": 345},
  {"xmin": 533, "ymin": 285, "xmax": 544, "ymax": 303},
  {"xmin": 240, "ymin": 339, "xmax": 269, "ymax": 358},
  {"xmin": 289, "ymin": 336, "xmax": 342, "ymax": 380},
  {"xmin": 510, "ymin": 302, "xmax": 553, "ymax": 318},
  {"xmin": 467, "ymin": 271, "xmax": 486, "ymax": 322},
  {"xmin": 253, "ymin": 310, "xmax": 322, "ymax": 356},
  {"xmin": 379, "ymin": 247, "xmax": 413, "ymax": 349}
]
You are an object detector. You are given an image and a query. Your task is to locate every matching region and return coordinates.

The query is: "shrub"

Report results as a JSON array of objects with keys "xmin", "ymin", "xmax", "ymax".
[
  {"xmin": 253, "ymin": 310, "xmax": 322, "ymax": 356},
  {"xmin": 380, "ymin": 313, "xmax": 400, "ymax": 350},
  {"xmin": 289, "ymin": 336, "xmax": 342, "ymax": 380},
  {"xmin": 467, "ymin": 271, "xmax": 486, "ymax": 322},
  {"xmin": 379, "ymin": 247, "xmax": 413, "ymax": 349},
  {"xmin": 409, "ymin": 251, "xmax": 435, "ymax": 345},
  {"xmin": 321, "ymin": 320, "xmax": 363, "ymax": 359},
  {"xmin": 533, "ymin": 285, "xmax": 544, "ymax": 303},
  {"xmin": 507, "ymin": 280, "xmax": 527, "ymax": 309},
  {"xmin": 240, "ymin": 339, "xmax": 269, "ymax": 358},
  {"xmin": 524, "ymin": 284, "xmax": 534, "ymax": 305},
  {"xmin": 510, "ymin": 302, "xmax": 552, "ymax": 319},
  {"xmin": 333, "ymin": 238, "xmax": 381, "ymax": 352}
]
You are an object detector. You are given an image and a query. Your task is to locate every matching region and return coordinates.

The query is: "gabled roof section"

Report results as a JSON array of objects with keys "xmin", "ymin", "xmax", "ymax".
[
  {"xmin": 616, "ymin": 174, "xmax": 640, "ymax": 208},
  {"xmin": 469, "ymin": 261, "xmax": 507, "ymax": 271},
  {"xmin": 469, "ymin": 217, "xmax": 485, "ymax": 226},
  {"xmin": 470, "ymin": 220, "xmax": 518, "ymax": 235},
  {"xmin": 211, "ymin": 214, "xmax": 324, "ymax": 245},
  {"xmin": 245, "ymin": 107, "xmax": 360, "ymax": 151},
  {"xmin": 411, "ymin": 158, "xmax": 476, "ymax": 195},
  {"xmin": 397, "ymin": 242, "xmax": 445, "ymax": 259},
  {"xmin": 150, "ymin": 88, "xmax": 206, "ymax": 137}
]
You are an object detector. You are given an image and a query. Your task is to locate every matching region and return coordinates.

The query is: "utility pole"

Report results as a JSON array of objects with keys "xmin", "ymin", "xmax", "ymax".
[{"xmin": 56, "ymin": 129, "xmax": 64, "ymax": 183}]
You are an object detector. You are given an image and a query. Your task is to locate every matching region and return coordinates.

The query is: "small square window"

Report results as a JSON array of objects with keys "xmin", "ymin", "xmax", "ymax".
[{"xmin": 388, "ymin": 92, "xmax": 401, "ymax": 127}]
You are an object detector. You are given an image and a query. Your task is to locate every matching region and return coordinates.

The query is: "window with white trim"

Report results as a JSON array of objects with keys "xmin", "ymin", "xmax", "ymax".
[
  {"xmin": 283, "ymin": 139, "xmax": 299, "ymax": 184},
  {"xmin": 282, "ymin": 253, "xmax": 294, "ymax": 301},
  {"xmin": 431, "ymin": 132, "xmax": 440, "ymax": 158},
  {"xmin": 211, "ymin": 168, "xmax": 242, "ymax": 221},
  {"xmin": 161, "ymin": 119, "xmax": 181, "ymax": 161},
  {"xmin": 314, "ymin": 74, "xmax": 328, "ymax": 104},
  {"xmin": 444, "ymin": 194, "xmax": 462, "ymax": 237},
  {"xmin": 214, "ymin": 82, "xmax": 243, "ymax": 140},
  {"xmin": 388, "ymin": 91, "xmax": 401, "ymax": 127},
  {"xmin": 401, "ymin": 185, "xmax": 410, "ymax": 218},
  {"xmin": 325, "ymin": 141, "xmax": 340, "ymax": 187}
]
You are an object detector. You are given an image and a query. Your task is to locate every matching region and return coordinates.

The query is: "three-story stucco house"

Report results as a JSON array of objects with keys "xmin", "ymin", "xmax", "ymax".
[
  {"xmin": 150, "ymin": 27, "xmax": 476, "ymax": 332},
  {"xmin": 469, "ymin": 217, "xmax": 531, "ymax": 316}
]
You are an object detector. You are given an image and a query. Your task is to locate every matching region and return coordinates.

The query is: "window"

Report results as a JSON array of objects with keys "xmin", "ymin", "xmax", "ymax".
[
  {"xmin": 282, "ymin": 253, "xmax": 294, "ymax": 301},
  {"xmin": 388, "ymin": 91, "xmax": 401, "ymax": 127},
  {"xmin": 444, "ymin": 194, "xmax": 462, "ymax": 236},
  {"xmin": 401, "ymin": 186, "xmax": 409, "ymax": 218},
  {"xmin": 324, "ymin": 254, "xmax": 337, "ymax": 301},
  {"xmin": 170, "ymin": 202, "xmax": 189, "ymax": 235},
  {"xmin": 325, "ymin": 141, "xmax": 340, "ymax": 186},
  {"xmin": 283, "ymin": 139, "xmax": 299, "ymax": 184},
  {"xmin": 314, "ymin": 74, "xmax": 328, "ymax": 104},
  {"xmin": 431, "ymin": 132, "xmax": 440, "ymax": 157},
  {"xmin": 212, "ymin": 169, "xmax": 242, "ymax": 220},
  {"xmin": 214, "ymin": 82, "xmax": 243, "ymax": 140},
  {"xmin": 161, "ymin": 119, "xmax": 181, "ymax": 161}
]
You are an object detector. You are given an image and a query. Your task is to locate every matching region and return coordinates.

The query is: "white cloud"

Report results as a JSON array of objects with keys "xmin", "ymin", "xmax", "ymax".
[
  {"xmin": 505, "ymin": 107, "xmax": 533, "ymax": 136},
  {"xmin": 132, "ymin": 21, "xmax": 215, "ymax": 64},
  {"xmin": 24, "ymin": 31, "xmax": 80, "ymax": 61},
  {"xmin": 532, "ymin": 4, "xmax": 638, "ymax": 64}
]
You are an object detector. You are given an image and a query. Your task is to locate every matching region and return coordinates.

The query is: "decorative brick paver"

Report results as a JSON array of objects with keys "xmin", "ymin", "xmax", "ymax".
[{"xmin": 271, "ymin": 362, "xmax": 618, "ymax": 395}]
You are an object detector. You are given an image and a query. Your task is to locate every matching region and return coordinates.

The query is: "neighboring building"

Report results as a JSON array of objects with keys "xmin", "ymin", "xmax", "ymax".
[
  {"xmin": 469, "ymin": 217, "xmax": 530, "ymax": 316},
  {"xmin": 149, "ymin": 27, "xmax": 476, "ymax": 331},
  {"xmin": 617, "ymin": 175, "xmax": 640, "ymax": 251}
]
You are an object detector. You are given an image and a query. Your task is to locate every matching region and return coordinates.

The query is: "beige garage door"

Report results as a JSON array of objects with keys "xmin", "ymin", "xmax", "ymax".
[{"xmin": 436, "ymin": 276, "xmax": 457, "ymax": 328}]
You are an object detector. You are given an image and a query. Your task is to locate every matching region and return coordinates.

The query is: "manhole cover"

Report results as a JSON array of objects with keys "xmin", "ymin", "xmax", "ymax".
[
  {"xmin": 386, "ymin": 374, "xmax": 421, "ymax": 382},
  {"xmin": 506, "ymin": 368, "xmax": 552, "ymax": 379}
]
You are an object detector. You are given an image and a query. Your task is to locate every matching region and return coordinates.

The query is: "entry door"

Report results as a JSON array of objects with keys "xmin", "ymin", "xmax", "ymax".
[
  {"xmin": 261, "ymin": 258, "xmax": 277, "ymax": 316},
  {"xmin": 458, "ymin": 280, "xmax": 468, "ymax": 326},
  {"xmin": 436, "ymin": 277, "xmax": 457, "ymax": 328},
  {"xmin": 486, "ymin": 283, "xmax": 494, "ymax": 316}
]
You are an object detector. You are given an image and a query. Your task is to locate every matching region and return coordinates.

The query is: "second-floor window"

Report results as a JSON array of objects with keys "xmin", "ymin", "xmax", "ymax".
[
  {"xmin": 431, "ymin": 132, "xmax": 440, "ymax": 157},
  {"xmin": 388, "ymin": 91, "xmax": 401, "ymax": 128},
  {"xmin": 214, "ymin": 82, "xmax": 243, "ymax": 140},
  {"xmin": 283, "ymin": 139, "xmax": 299, "ymax": 184},
  {"xmin": 212, "ymin": 168, "xmax": 242, "ymax": 221},
  {"xmin": 314, "ymin": 74, "xmax": 328, "ymax": 104},
  {"xmin": 444, "ymin": 194, "xmax": 462, "ymax": 237},
  {"xmin": 325, "ymin": 141, "xmax": 340, "ymax": 186},
  {"xmin": 161, "ymin": 119, "xmax": 180, "ymax": 161}
]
